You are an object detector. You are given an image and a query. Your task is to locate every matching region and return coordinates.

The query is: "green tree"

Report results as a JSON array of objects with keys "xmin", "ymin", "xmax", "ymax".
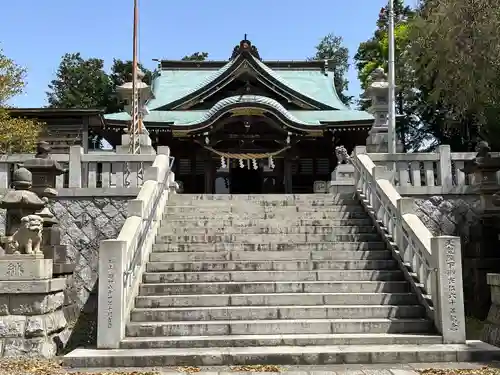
[
  {"xmin": 407, "ymin": 0, "xmax": 500, "ymax": 149},
  {"xmin": 353, "ymin": 1, "xmax": 430, "ymax": 151},
  {"xmin": 46, "ymin": 53, "xmax": 112, "ymax": 109},
  {"xmin": 309, "ymin": 34, "xmax": 351, "ymax": 106},
  {"xmin": 182, "ymin": 52, "xmax": 209, "ymax": 61},
  {"xmin": 0, "ymin": 48, "xmax": 43, "ymax": 153}
]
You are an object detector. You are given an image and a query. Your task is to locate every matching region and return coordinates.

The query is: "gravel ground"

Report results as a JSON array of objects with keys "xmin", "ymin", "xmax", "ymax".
[{"xmin": 1, "ymin": 359, "xmax": 500, "ymax": 375}]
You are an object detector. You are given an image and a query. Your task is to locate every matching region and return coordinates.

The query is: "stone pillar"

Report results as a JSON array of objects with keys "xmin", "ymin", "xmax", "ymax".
[
  {"xmin": 431, "ymin": 236, "xmax": 466, "ymax": 344},
  {"xmin": 364, "ymin": 68, "xmax": 403, "ymax": 153}
]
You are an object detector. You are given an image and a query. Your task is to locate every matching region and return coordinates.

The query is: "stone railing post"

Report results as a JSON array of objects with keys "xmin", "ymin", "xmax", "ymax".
[
  {"xmin": 438, "ymin": 145, "xmax": 453, "ymax": 192},
  {"xmin": 0, "ymin": 161, "xmax": 9, "ymax": 189},
  {"xmin": 431, "ymin": 236, "xmax": 466, "ymax": 344},
  {"xmin": 68, "ymin": 145, "xmax": 83, "ymax": 188}
]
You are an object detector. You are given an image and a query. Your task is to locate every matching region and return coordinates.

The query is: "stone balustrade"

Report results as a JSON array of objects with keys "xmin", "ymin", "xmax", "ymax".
[
  {"xmin": 352, "ymin": 146, "xmax": 466, "ymax": 343},
  {"xmin": 0, "ymin": 146, "xmax": 158, "ymax": 190},
  {"xmin": 331, "ymin": 146, "xmax": 497, "ymax": 195},
  {"xmin": 96, "ymin": 146, "xmax": 176, "ymax": 349}
]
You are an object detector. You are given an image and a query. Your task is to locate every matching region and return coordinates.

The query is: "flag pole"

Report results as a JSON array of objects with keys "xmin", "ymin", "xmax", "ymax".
[{"xmin": 387, "ymin": 0, "xmax": 397, "ymax": 154}]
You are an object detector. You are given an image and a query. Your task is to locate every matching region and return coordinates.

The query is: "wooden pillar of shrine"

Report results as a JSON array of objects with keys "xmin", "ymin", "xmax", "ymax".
[{"xmin": 284, "ymin": 155, "xmax": 293, "ymax": 194}]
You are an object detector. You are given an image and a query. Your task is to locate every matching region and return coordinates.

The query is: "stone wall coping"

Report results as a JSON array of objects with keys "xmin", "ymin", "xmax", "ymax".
[
  {"xmin": 0, "ymin": 188, "xmax": 140, "ymax": 198},
  {"xmin": 0, "ymin": 278, "xmax": 66, "ymax": 294}
]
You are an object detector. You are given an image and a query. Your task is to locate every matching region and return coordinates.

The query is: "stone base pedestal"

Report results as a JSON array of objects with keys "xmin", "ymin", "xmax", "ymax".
[
  {"xmin": 116, "ymin": 134, "xmax": 156, "ymax": 155},
  {"xmin": 482, "ymin": 274, "xmax": 500, "ymax": 345},
  {"xmin": 0, "ymin": 254, "xmax": 67, "ymax": 358},
  {"xmin": 462, "ymin": 217, "xmax": 500, "ymax": 319},
  {"xmin": 366, "ymin": 128, "xmax": 403, "ymax": 153}
]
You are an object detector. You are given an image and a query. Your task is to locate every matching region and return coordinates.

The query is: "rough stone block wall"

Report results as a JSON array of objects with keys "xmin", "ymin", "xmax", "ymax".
[
  {"xmin": 413, "ymin": 196, "xmax": 480, "ymax": 237},
  {"xmin": 412, "ymin": 195, "xmax": 498, "ymax": 319},
  {"xmin": 0, "ymin": 197, "xmax": 128, "ymax": 351}
]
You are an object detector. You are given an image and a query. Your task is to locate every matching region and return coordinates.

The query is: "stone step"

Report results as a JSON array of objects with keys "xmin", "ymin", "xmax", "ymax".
[
  {"xmin": 145, "ymin": 259, "xmax": 397, "ymax": 273},
  {"xmin": 153, "ymin": 242, "xmax": 388, "ymax": 252},
  {"xmin": 138, "ymin": 281, "xmax": 408, "ymax": 295},
  {"xmin": 171, "ymin": 193, "xmax": 355, "ymax": 201},
  {"xmin": 155, "ymin": 233, "xmax": 381, "ymax": 243},
  {"xmin": 125, "ymin": 318, "xmax": 433, "ymax": 337},
  {"xmin": 63, "ymin": 341, "xmax": 500, "ymax": 367},
  {"xmin": 165, "ymin": 206, "xmax": 364, "ymax": 214},
  {"xmin": 163, "ymin": 218, "xmax": 374, "ymax": 227},
  {"xmin": 129, "ymin": 305, "xmax": 426, "ymax": 322},
  {"xmin": 158, "ymin": 226, "xmax": 376, "ymax": 235},
  {"xmin": 166, "ymin": 211, "xmax": 370, "ymax": 220},
  {"xmin": 167, "ymin": 201, "xmax": 361, "ymax": 208},
  {"xmin": 149, "ymin": 250, "xmax": 393, "ymax": 263},
  {"xmin": 119, "ymin": 333, "xmax": 443, "ymax": 349},
  {"xmin": 134, "ymin": 292, "xmax": 420, "ymax": 308},
  {"xmin": 143, "ymin": 270, "xmax": 405, "ymax": 283}
]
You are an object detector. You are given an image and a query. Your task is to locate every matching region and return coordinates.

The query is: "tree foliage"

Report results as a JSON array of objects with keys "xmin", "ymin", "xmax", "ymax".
[
  {"xmin": 182, "ymin": 52, "xmax": 209, "ymax": 61},
  {"xmin": 309, "ymin": 34, "xmax": 351, "ymax": 106},
  {"xmin": 407, "ymin": 0, "xmax": 500, "ymax": 149},
  {"xmin": 0, "ymin": 110, "xmax": 42, "ymax": 153},
  {"xmin": 46, "ymin": 53, "xmax": 111, "ymax": 109},
  {"xmin": 354, "ymin": 1, "xmax": 422, "ymax": 150},
  {"xmin": 0, "ymin": 49, "xmax": 43, "ymax": 153}
]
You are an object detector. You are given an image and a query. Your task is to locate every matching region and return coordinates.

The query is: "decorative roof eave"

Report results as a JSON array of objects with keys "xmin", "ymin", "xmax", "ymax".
[
  {"xmin": 103, "ymin": 96, "xmax": 374, "ymax": 134},
  {"xmin": 173, "ymin": 95, "xmax": 326, "ymax": 132},
  {"xmin": 156, "ymin": 52, "xmax": 336, "ymax": 111}
]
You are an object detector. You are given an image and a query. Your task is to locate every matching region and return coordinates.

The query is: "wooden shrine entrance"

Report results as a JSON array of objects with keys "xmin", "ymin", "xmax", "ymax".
[{"xmin": 213, "ymin": 158, "xmax": 286, "ymax": 194}]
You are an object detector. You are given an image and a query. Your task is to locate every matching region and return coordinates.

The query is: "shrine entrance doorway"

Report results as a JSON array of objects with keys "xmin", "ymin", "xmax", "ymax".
[{"xmin": 230, "ymin": 165, "xmax": 262, "ymax": 194}]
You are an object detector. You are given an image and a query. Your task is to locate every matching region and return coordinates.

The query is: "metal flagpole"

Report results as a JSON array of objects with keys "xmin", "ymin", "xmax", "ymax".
[
  {"xmin": 124, "ymin": 0, "xmax": 142, "ymax": 186},
  {"xmin": 387, "ymin": 0, "xmax": 397, "ymax": 154}
]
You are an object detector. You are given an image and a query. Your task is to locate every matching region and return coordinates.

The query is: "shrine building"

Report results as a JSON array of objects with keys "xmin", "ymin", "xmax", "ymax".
[{"xmin": 12, "ymin": 38, "xmax": 379, "ymax": 194}]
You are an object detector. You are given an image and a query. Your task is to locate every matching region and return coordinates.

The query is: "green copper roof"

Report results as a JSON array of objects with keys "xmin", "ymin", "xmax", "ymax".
[
  {"xmin": 105, "ymin": 95, "xmax": 373, "ymax": 129},
  {"xmin": 146, "ymin": 53, "xmax": 346, "ymax": 111}
]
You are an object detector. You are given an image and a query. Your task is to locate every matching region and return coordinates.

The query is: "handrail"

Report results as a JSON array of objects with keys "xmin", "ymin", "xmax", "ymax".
[
  {"xmin": 348, "ymin": 146, "xmax": 466, "ymax": 344},
  {"xmin": 123, "ymin": 156, "xmax": 175, "ymax": 289},
  {"xmin": 97, "ymin": 149, "xmax": 177, "ymax": 349}
]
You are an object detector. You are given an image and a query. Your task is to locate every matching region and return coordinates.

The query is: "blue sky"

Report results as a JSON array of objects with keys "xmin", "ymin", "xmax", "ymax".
[{"xmin": 1, "ymin": 0, "xmax": 415, "ymax": 108}]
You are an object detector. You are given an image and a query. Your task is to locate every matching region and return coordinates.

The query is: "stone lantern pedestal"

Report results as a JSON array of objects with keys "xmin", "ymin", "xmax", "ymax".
[
  {"xmin": 0, "ymin": 167, "xmax": 67, "ymax": 357},
  {"xmin": 461, "ymin": 141, "xmax": 500, "ymax": 319}
]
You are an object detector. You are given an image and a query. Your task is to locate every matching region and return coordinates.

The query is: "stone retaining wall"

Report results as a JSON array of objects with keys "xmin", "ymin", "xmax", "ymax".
[
  {"xmin": 412, "ymin": 195, "xmax": 500, "ymax": 319},
  {"xmin": 0, "ymin": 196, "xmax": 128, "ymax": 351}
]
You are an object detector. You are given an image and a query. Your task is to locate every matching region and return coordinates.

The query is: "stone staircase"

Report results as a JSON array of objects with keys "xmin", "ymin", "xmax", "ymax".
[{"xmin": 65, "ymin": 193, "xmax": 500, "ymax": 367}]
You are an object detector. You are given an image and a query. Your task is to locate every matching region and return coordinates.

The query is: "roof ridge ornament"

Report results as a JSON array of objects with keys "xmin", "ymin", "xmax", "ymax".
[{"xmin": 230, "ymin": 35, "xmax": 261, "ymax": 61}]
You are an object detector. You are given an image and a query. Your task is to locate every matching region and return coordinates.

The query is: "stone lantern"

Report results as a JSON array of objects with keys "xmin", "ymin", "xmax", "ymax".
[
  {"xmin": 22, "ymin": 141, "xmax": 65, "ymax": 197},
  {"xmin": 460, "ymin": 141, "xmax": 500, "ymax": 318},
  {"xmin": 363, "ymin": 67, "xmax": 403, "ymax": 153},
  {"xmin": 21, "ymin": 141, "xmax": 74, "ymax": 278},
  {"xmin": 116, "ymin": 69, "xmax": 152, "ymax": 114},
  {"xmin": 115, "ymin": 69, "xmax": 156, "ymax": 155},
  {"xmin": 0, "ymin": 167, "xmax": 46, "ymax": 252}
]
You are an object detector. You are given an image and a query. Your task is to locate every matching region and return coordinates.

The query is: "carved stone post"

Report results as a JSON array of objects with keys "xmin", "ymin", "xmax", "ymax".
[
  {"xmin": 0, "ymin": 167, "xmax": 67, "ymax": 357},
  {"xmin": 461, "ymin": 141, "xmax": 500, "ymax": 319}
]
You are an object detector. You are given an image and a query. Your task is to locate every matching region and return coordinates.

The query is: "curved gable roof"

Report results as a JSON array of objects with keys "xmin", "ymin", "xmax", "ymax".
[
  {"xmin": 104, "ymin": 95, "xmax": 374, "ymax": 132},
  {"xmin": 146, "ymin": 53, "xmax": 345, "ymax": 111}
]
